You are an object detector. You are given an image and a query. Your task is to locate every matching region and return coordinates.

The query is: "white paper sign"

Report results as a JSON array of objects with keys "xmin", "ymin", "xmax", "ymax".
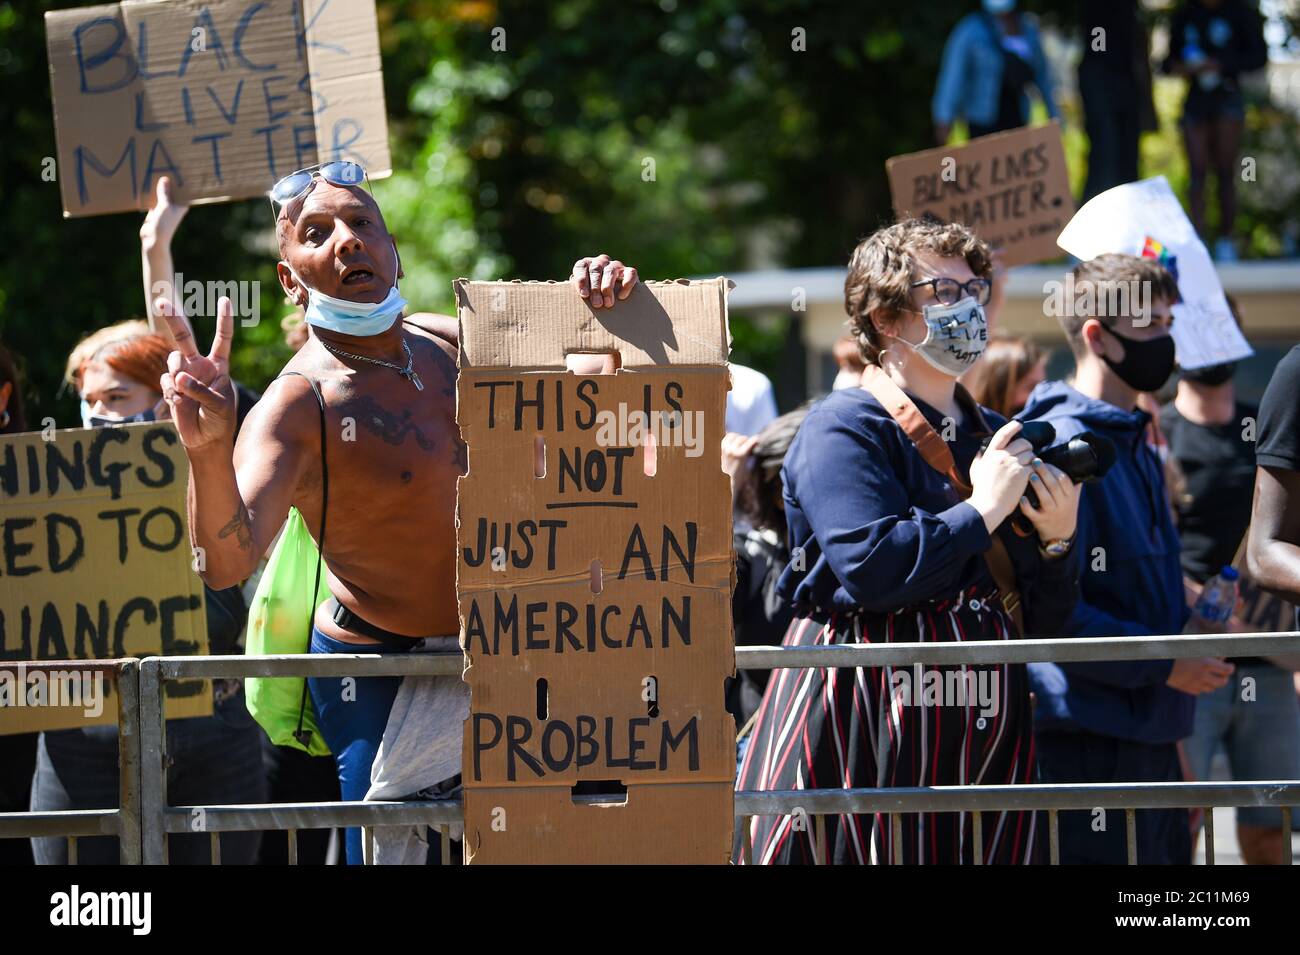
[{"xmin": 1056, "ymin": 176, "xmax": 1252, "ymax": 370}]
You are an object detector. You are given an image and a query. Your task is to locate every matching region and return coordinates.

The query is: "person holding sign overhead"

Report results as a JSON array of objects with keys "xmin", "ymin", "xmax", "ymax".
[
  {"xmin": 158, "ymin": 159, "xmax": 637, "ymax": 864},
  {"xmin": 736, "ymin": 218, "xmax": 1082, "ymax": 865}
]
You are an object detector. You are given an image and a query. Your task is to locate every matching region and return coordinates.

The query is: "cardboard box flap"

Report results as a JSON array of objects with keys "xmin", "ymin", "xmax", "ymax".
[
  {"xmin": 454, "ymin": 278, "xmax": 731, "ymax": 369},
  {"xmin": 464, "ymin": 784, "xmax": 734, "ymax": 864}
]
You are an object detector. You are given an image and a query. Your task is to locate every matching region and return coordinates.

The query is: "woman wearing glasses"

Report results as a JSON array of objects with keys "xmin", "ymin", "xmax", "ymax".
[{"xmin": 735, "ymin": 218, "xmax": 1082, "ymax": 865}]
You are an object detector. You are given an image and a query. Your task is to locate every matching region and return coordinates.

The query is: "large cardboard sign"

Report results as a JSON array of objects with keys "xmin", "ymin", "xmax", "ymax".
[
  {"xmin": 887, "ymin": 122, "xmax": 1073, "ymax": 267},
  {"xmin": 455, "ymin": 278, "xmax": 736, "ymax": 863},
  {"xmin": 45, "ymin": 0, "xmax": 391, "ymax": 217},
  {"xmin": 1056, "ymin": 176, "xmax": 1252, "ymax": 370},
  {"xmin": 0, "ymin": 423, "xmax": 210, "ymax": 733}
]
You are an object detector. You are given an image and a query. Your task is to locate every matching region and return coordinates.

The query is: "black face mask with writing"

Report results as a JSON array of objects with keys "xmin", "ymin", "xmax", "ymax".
[
  {"xmin": 1100, "ymin": 325, "xmax": 1177, "ymax": 394},
  {"xmin": 88, "ymin": 407, "xmax": 157, "ymax": 429},
  {"xmin": 1182, "ymin": 361, "xmax": 1237, "ymax": 387}
]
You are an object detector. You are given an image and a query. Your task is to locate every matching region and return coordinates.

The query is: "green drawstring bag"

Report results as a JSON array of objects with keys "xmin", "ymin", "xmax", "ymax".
[
  {"xmin": 244, "ymin": 372, "xmax": 332, "ymax": 756},
  {"xmin": 244, "ymin": 507, "xmax": 332, "ymax": 756}
]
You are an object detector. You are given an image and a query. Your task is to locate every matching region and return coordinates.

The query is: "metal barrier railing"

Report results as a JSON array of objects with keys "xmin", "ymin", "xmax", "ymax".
[
  {"xmin": 0, "ymin": 659, "xmax": 142, "ymax": 864},
  {"xmin": 5, "ymin": 631, "xmax": 1300, "ymax": 864},
  {"xmin": 138, "ymin": 631, "xmax": 1300, "ymax": 865},
  {"xmin": 138, "ymin": 654, "xmax": 465, "ymax": 865}
]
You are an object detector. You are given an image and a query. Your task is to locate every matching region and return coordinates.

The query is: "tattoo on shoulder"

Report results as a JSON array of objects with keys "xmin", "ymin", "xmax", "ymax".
[
  {"xmin": 344, "ymin": 393, "xmax": 437, "ymax": 451},
  {"xmin": 218, "ymin": 502, "xmax": 254, "ymax": 550},
  {"xmin": 430, "ymin": 343, "xmax": 457, "ymax": 398}
]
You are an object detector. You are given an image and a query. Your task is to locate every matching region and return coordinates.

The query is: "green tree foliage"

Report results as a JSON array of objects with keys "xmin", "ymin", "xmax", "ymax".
[{"xmin": 2, "ymin": 0, "xmax": 1289, "ymax": 421}]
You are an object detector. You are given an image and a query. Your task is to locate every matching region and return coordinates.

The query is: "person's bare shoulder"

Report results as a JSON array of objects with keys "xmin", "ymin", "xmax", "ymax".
[
  {"xmin": 404, "ymin": 312, "xmax": 458, "ymax": 362},
  {"xmin": 234, "ymin": 359, "xmax": 324, "ymax": 460}
]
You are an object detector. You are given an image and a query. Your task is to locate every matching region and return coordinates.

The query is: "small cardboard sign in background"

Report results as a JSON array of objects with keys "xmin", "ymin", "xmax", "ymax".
[
  {"xmin": 1056, "ymin": 176, "xmax": 1253, "ymax": 370},
  {"xmin": 0, "ymin": 423, "xmax": 210, "ymax": 733},
  {"xmin": 455, "ymin": 278, "xmax": 736, "ymax": 864},
  {"xmin": 887, "ymin": 122, "xmax": 1073, "ymax": 267},
  {"xmin": 45, "ymin": 0, "xmax": 391, "ymax": 217}
]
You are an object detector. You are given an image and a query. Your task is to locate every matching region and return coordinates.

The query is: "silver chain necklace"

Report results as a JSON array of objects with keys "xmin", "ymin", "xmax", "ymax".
[{"xmin": 318, "ymin": 336, "xmax": 424, "ymax": 392}]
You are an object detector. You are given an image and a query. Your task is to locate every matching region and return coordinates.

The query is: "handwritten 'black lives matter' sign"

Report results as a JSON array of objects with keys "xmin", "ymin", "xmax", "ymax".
[
  {"xmin": 0, "ymin": 423, "xmax": 209, "ymax": 733},
  {"xmin": 45, "ymin": 0, "xmax": 391, "ymax": 217},
  {"xmin": 455, "ymin": 278, "xmax": 736, "ymax": 864},
  {"xmin": 887, "ymin": 121, "xmax": 1074, "ymax": 267}
]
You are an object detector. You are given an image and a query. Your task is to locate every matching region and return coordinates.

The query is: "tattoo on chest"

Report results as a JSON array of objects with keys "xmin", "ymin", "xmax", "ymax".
[
  {"xmin": 429, "ymin": 345, "xmax": 457, "ymax": 399},
  {"xmin": 218, "ymin": 502, "xmax": 253, "ymax": 550},
  {"xmin": 343, "ymin": 393, "xmax": 437, "ymax": 451}
]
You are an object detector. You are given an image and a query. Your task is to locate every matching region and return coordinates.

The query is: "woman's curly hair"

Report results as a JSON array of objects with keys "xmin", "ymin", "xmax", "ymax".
[{"xmin": 843, "ymin": 217, "xmax": 993, "ymax": 366}]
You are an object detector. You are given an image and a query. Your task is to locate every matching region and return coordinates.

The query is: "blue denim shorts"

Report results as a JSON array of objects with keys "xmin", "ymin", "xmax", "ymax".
[{"xmin": 1184, "ymin": 662, "xmax": 1300, "ymax": 828}]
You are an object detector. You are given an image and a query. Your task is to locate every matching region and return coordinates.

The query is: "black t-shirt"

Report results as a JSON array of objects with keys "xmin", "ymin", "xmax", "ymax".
[
  {"xmin": 1257, "ymin": 345, "xmax": 1300, "ymax": 474},
  {"xmin": 1161, "ymin": 399, "xmax": 1258, "ymax": 583},
  {"xmin": 1164, "ymin": 1, "xmax": 1268, "ymax": 89},
  {"xmin": 1256, "ymin": 345, "xmax": 1300, "ymax": 633}
]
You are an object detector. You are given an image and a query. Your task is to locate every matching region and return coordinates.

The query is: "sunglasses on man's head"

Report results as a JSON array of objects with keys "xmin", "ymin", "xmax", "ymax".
[{"xmin": 268, "ymin": 160, "xmax": 369, "ymax": 209}]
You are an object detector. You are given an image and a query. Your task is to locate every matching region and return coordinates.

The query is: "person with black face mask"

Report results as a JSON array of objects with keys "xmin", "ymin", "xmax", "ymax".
[
  {"xmin": 1017, "ymin": 253, "xmax": 1235, "ymax": 865},
  {"xmin": 1162, "ymin": 337, "xmax": 1254, "ymax": 582}
]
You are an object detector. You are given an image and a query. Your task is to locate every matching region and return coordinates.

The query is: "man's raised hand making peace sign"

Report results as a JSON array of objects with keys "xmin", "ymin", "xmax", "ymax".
[{"xmin": 158, "ymin": 295, "xmax": 236, "ymax": 450}]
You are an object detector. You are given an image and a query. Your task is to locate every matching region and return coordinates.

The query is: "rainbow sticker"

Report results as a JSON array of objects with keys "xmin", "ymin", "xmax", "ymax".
[{"xmin": 1141, "ymin": 236, "xmax": 1181, "ymax": 285}]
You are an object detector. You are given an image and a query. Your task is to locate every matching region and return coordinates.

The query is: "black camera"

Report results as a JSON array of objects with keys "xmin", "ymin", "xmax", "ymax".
[
  {"xmin": 982, "ymin": 422, "xmax": 1116, "ymax": 532},
  {"xmin": 1018, "ymin": 421, "xmax": 1117, "ymax": 486}
]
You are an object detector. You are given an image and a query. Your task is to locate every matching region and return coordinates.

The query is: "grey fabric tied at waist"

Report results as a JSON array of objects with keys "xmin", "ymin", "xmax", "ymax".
[{"xmin": 364, "ymin": 635, "xmax": 470, "ymax": 865}]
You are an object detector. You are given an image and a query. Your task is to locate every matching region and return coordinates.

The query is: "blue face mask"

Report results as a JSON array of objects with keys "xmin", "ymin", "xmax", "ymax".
[{"xmin": 290, "ymin": 246, "xmax": 407, "ymax": 337}]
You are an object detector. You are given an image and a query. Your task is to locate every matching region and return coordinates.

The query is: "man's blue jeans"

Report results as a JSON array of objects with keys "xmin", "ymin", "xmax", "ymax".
[{"xmin": 306, "ymin": 626, "xmax": 409, "ymax": 865}]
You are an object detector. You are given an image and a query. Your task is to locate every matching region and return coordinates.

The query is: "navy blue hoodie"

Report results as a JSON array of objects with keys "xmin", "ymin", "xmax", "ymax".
[{"xmin": 1017, "ymin": 380, "xmax": 1194, "ymax": 744}]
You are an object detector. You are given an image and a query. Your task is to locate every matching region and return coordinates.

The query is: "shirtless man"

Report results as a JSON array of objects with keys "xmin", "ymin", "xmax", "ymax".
[{"xmin": 158, "ymin": 162, "xmax": 637, "ymax": 863}]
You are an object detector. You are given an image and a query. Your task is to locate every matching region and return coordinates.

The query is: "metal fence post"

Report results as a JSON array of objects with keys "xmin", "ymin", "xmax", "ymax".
[
  {"xmin": 116, "ymin": 659, "xmax": 142, "ymax": 865},
  {"xmin": 139, "ymin": 658, "xmax": 168, "ymax": 865}
]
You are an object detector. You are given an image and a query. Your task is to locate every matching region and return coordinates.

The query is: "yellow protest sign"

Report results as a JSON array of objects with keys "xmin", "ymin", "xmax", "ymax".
[{"xmin": 0, "ymin": 422, "xmax": 210, "ymax": 733}]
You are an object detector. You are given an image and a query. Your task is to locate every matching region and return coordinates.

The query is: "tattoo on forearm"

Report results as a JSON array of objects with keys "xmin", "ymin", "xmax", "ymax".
[
  {"xmin": 344, "ymin": 394, "xmax": 437, "ymax": 451},
  {"xmin": 218, "ymin": 502, "xmax": 254, "ymax": 550}
]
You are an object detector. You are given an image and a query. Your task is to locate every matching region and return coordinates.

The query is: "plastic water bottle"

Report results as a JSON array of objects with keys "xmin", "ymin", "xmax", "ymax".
[{"xmin": 1194, "ymin": 566, "xmax": 1240, "ymax": 625}]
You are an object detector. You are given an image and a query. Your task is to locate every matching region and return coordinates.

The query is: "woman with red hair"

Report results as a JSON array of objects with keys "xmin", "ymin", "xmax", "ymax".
[
  {"xmin": 76, "ymin": 332, "xmax": 172, "ymax": 426},
  {"xmin": 27, "ymin": 325, "xmax": 269, "ymax": 865}
]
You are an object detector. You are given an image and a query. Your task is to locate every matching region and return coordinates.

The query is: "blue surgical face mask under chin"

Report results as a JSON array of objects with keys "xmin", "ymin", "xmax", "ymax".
[{"xmin": 290, "ymin": 250, "xmax": 407, "ymax": 338}]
